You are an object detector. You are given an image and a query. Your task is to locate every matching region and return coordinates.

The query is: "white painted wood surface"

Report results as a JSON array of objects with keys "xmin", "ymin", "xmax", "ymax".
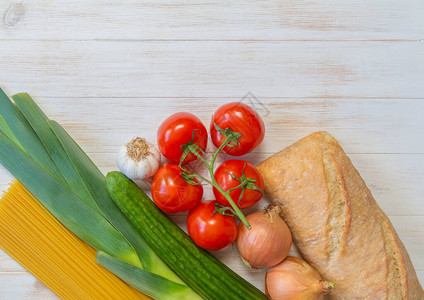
[
  {"xmin": 0, "ymin": 1, "xmax": 423, "ymax": 299},
  {"xmin": 0, "ymin": 0, "xmax": 423, "ymax": 40},
  {"xmin": 0, "ymin": 41, "xmax": 423, "ymax": 98}
]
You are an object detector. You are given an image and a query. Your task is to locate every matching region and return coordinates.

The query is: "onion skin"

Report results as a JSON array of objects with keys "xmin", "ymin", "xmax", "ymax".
[
  {"xmin": 265, "ymin": 256, "xmax": 334, "ymax": 300},
  {"xmin": 236, "ymin": 205, "xmax": 292, "ymax": 269}
]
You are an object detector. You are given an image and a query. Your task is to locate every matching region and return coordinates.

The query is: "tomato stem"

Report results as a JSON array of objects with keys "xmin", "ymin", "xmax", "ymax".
[
  {"xmin": 180, "ymin": 168, "xmax": 214, "ymax": 186},
  {"xmin": 208, "ymin": 137, "xmax": 251, "ymax": 228},
  {"xmin": 226, "ymin": 163, "xmax": 264, "ymax": 205},
  {"xmin": 186, "ymin": 144, "xmax": 210, "ymax": 166},
  {"xmin": 213, "ymin": 203, "xmax": 236, "ymax": 217},
  {"xmin": 179, "ymin": 128, "xmax": 252, "ymax": 229},
  {"xmin": 213, "ymin": 180, "xmax": 251, "ymax": 229}
]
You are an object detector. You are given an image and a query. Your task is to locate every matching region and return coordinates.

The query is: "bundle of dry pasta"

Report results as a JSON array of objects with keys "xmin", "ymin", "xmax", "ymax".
[{"xmin": 0, "ymin": 180, "xmax": 148, "ymax": 300}]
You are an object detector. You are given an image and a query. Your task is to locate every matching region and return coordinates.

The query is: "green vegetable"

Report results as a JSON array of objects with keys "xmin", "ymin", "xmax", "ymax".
[
  {"xmin": 0, "ymin": 114, "xmax": 22, "ymax": 148},
  {"xmin": 97, "ymin": 252, "xmax": 202, "ymax": 300},
  {"xmin": 14, "ymin": 92, "xmax": 175, "ymax": 277},
  {"xmin": 49, "ymin": 120, "xmax": 181, "ymax": 283},
  {"xmin": 0, "ymin": 130, "xmax": 138, "ymax": 265},
  {"xmin": 106, "ymin": 171, "xmax": 268, "ymax": 300},
  {"xmin": 11, "ymin": 93, "xmax": 97, "ymax": 210},
  {"xmin": 0, "ymin": 89, "xmax": 60, "ymax": 177},
  {"xmin": 0, "ymin": 90, "xmax": 139, "ymax": 265},
  {"xmin": 0, "ymin": 88, "xmax": 199, "ymax": 299}
]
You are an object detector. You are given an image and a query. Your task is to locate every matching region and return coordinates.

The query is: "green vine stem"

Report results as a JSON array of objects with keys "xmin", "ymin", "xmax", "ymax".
[
  {"xmin": 212, "ymin": 203, "xmax": 236, "ymax": 217},
  {"xmin": 179, "ymin": 127, "xmax": 253, "ymax": 229}
]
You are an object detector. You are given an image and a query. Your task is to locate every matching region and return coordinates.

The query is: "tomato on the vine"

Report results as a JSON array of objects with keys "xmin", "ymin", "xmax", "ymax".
[
  {"xmin": 157, "ymin": 112, "xmax": 208, "ymax": 164},
  {"xmin": 151, "ymin": 162, "xmax": 203, "ymax": 213},
  {"xmin": 187, "ymin": 200, "xmax": 238, "ymax": 251},
  {"xmin": 213, "ymin": 160, "xmax": 264, "ymax": 209},
  {"xmin": 210, "ymin": 102, "xmax": 265, "ymax": 156}
]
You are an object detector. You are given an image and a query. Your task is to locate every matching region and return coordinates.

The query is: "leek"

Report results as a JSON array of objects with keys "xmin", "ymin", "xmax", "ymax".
[
  {"xmin": 0, "ymin": 114, "xmax": 22, "ymax": 148},
  {"xmin": 4, "ymin": 91, "xmax": 177, "ymax": 280},
  {"xmin": 0, "ymin": 89, "xmax": 60, "ymax": 178},
  {"xmin": 11, "ymin": 93, "xmax": 97, "ymax": 211},
  {"xmin": 97, "ymin": 252, "xmax": 202, "ymax": 300},
  {"xmin": 0, "ymin": 88, "xmax": 199, "ymax": 299},
  {"xmin": 0, "ymin": 131, "xmax": 139, "ymax": 265},
  {"xmin": 49, "ymin": 120, "xmax": 182, "ymax": 283}
]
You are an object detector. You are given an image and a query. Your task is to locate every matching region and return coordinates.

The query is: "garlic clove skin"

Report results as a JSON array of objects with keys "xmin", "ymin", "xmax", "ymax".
[
  {"xmin": 117, "ymin": 145, "xmax": 136, "ymax": 178},
  {"xmin": 134, "ymin": 149, "xmax": 160, "ymax": 179},
  {"xmin": 117, "ymin": 137, "xmax": 161, "ymax": 182}
]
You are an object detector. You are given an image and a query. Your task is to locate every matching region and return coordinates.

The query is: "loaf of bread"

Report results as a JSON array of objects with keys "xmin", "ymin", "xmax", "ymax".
[{"xmin": 257, "ymin": 131, "xmax": 423, "ymax": 300}]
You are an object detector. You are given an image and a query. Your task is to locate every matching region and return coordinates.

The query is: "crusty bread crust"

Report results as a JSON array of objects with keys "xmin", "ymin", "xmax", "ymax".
[{"xmin": 257, "ymin": 131, "xmax": 423, "ymax": 300}]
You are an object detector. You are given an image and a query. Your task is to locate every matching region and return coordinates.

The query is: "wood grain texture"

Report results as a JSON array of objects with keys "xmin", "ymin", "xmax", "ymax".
[
  {"xmin": 0, "ymin": 41, "xmax": 423, "ymax": 98},
  {"xmin": 0, "ymin": 98, "xmax": 423, "ymax": 154},
  {"xmin": 0, "ymin": 0, "xmax": 423, "ymax": 298},
  {"xmin": 0, "ymin": 269, "xmax": 422, "ymax": 300},
  {"xmin": 0, "ymin": 272, "xmax": 57, "ymax": 300},
  {"xmin": 0, "ymin": 0, "xmax": 423, "ymax": 41}
]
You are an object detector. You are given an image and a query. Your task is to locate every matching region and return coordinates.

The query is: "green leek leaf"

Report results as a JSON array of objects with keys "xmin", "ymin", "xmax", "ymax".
[
  {"xmin": 0, "ymin": 88, "xmax": 60, "ymax": 179},
  {"xmin": 96, "ymin": 252, "xmax": 202, "ymax": 300},
  {"xmin": 49, "ymin": 120, "xmax": 182, "ymax": 284},
  {"xmin": 11, "ymin": 93, "xmax": 98, "ymax": 212},
  {"xmin": 0, "ymin": 131, "xmax": 139, "ymax": 267},
  {"xmin": 0, "ymin": 89, "xmax": 189, "ymax": 293},
  {"xmin": 0, "ymin": 114, "xmax": 22, "ymax": 148}
]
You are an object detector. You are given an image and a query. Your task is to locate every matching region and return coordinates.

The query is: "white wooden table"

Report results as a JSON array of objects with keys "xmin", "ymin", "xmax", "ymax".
[{"xmin": 0, "ymin": 1, "xmax": 423, "ymax": 299}]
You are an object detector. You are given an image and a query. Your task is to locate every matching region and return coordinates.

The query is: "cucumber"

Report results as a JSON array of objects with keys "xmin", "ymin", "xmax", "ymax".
[{"xmin": 106, "ymin": 171, "xmax": 268, "ymax": 300}]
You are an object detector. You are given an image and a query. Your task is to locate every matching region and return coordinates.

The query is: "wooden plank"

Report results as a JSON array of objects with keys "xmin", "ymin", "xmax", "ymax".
[
  {"xmin": 0, "ymin": 1, "xmax": 423, "ymax": 41},
  {"xmin": 0, "ymin": 270, "xmax": 423, "ymax": 300},
  {"xmin": 0, "ymin": 41, "xmax": 423, "ymax": 98},
  {"xmin": 0, "ymin": 250, "xmax": 22, "ymax": 272},
  {"xmin": 0, "ymin": 272, "xmax": 57, "ymax": 300},
  {"xmin": 0, "ymin": 97, "xmax": 420, "ymax": 154},
  {"xmin": 420, "ymin": 272, "xmax": 424, "ymax": 290},
  {"xmin": 389, "ymin": 216, "xmax": 424, "ymax": 272}
]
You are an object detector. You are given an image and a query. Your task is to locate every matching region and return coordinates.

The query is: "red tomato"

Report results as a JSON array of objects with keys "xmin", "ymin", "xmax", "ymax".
[
  {"xmin": 157, "ymin": 112, "xmax": 207, "ymax": 164},
  {"xmin": 151, "ymin": 163, "xmax": 203, "ymax": 213},
  {"xmin": 210, "ymin": 102, "xmax": 265, "ymax": 156},
  {"xmin": 187, "ymin": 200, "xmax": 238, "ymax": 251},
  {"xmin": 213, "ymin": 160, "xmax": 264, "ymax": 209}
]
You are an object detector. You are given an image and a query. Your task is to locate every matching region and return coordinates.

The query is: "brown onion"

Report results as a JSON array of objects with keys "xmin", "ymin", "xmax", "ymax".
[
  {"xmin": 236, "ymin": 205, "xmax": 292, "ymax": 269},
  {"xmin": 265, "ymin": 256, "xmax": 334, "ymax": 300}
]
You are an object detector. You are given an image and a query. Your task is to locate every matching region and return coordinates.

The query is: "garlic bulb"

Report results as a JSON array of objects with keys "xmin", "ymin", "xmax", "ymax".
[
  {"xmin": 117, "ymin": 137, "xmax": 161, "ymax": 182},
  {"xmin": 265, "ymin": 256, "xmax": 334, "ymax": 300}
]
